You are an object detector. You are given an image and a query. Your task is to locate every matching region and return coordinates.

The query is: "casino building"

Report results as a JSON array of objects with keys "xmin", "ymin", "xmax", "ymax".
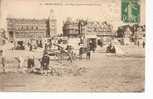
[
  {"xmin": 6, "ymin": 10, "xmax": 57, "ymax": 42},
  {"xmin": 63, "ymin": 18, "xmax": 114, "ymax": 45}
]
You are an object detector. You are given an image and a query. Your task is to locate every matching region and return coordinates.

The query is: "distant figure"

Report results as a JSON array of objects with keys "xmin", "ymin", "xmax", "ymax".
[
  {"xmin": 18, "ymin": 56, "xmax": 24, "ymax": 69},
  {"xmin": 111, "ymin": 46, "xmax": 116, "ymax": 53},
  {"xmin": 89, "ymin": 40, "xmax": 96, "ymax": 52},
  {"xmin": 106, "ymin": 44, "xmax": 116, "ymax": 54},
  {"xmin": 29, "ymin": 44, "xmax": 32, "ymax": 51},
  {"xmin": 98, "ymin": 39, "xmax": 103, "ymax": 47},
  {"xmin": 93, "ymin": 42, "xmax": 97, "ymax": 52},
  {"xmin": 1, "ymin": 57, "xmax": 5, "ymax": 73},
  {"xmin": 15, "ymin": 56, "xmax": 25, "ymax": 73},
  {"xmin": 48, "ymin": 39, "xmax": 52, "ymax": 50},
  {"xmin": 41, "ymin": 53, "xmax": 50, "ymax": 71},
  {"xmin": 106, "ymin": 43, "xmax": 112, "ymax": 53},
  {"xmin": 0, "ymin": 50, "xmax": 6, "ymax": 73},
  {"xmin": 89, "ymin": 41, "xmax": 92, "ymax": 51},
  {"xmin": 137, "ymin": 40, "xmax": 140, "ymax": 47},
  {"xmin": 40, "ymin": 41, "xmax": 43, "ymax": 48},
  {"xmin": 143, "ymin": 41, "xmax": 145, "ymax": 48},
  {"xmin": 86, "ymin": 47, "xmax": 91, "ymax": 60},
  {"xmin": 27, "ymin": 56, "xmax": 35, "ymax": 72},
  {"xmin": 37, "ymin": 40, "xmax": 43, "ymax": 48},
  {"xmin": 79, "ymin": 47, "xmax": 83, "ymax": 60},
  {"xmin": 44, "ymin": 43, "xmax": 48, "ymax": 51}
]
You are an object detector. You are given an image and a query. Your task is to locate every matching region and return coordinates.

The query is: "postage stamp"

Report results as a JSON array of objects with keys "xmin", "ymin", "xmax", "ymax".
[{"xmin": 121, "ymin": 0, "xmax": 140, "ymax": 23}]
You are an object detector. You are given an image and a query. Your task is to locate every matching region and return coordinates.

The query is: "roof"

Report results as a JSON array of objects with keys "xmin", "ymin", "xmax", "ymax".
[{"xmin": 7, "ymin": 18, "xmax": 49, "ymax": 24}]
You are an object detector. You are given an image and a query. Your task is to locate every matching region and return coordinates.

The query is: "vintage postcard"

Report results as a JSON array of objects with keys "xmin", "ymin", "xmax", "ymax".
[{"xmin": 0, "ymin": 0, "xmax": 145, "ymax": 92}]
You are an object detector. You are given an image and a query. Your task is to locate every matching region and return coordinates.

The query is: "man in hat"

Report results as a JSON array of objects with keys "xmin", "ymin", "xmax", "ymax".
[
  {"xmin": 27, "ymin": 56, "xmax": 35, "ymax": 72},
  {"xmin": 41, "ymin": 53, "xmax": 50, "ymax": 74}
]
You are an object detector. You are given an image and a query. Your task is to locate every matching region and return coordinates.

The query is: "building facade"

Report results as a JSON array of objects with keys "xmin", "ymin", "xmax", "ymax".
[
  {"xmin": 63, "ymin": 19, "xmax": 113, "ymax": 36},
  {"xmin": 85, "ymin": 21, "xmax": 114, "ymax": 45},
  {"xmin": 6, "ymin": 11, "xmax": 57, "ymax": 42},
  {"xmin": 63, "ymin": 18, "xmax": 79, "ymax": 37},
  {"xmin": 63, "ymin": 19, "xmax": 114, "ymax": 44}
]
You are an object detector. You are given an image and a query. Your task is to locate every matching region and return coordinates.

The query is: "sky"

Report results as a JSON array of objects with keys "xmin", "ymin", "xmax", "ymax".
[{"xmin": 0, "ymin": 0, "xmax": 145, "ymax": 33}]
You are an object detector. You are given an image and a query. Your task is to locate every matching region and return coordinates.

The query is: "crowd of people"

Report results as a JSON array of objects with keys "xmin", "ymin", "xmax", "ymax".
[
  {"xmin": 106, "ymin": 43, "xmax": 116, "ymax": 53},
  {"xmin": 79, "ymin": 40, "xmax": 97, "ymax": 60},
  {"xmin": 0, "ymin": 49, "xmax": 51, "ymax": 74},
  {"xmin": 0, "ymin": 35, "xmax": 145, "ymax": 74},
  {"xmin": 15, "ymin": 39, "xmax": 51, "ymax": 51}
]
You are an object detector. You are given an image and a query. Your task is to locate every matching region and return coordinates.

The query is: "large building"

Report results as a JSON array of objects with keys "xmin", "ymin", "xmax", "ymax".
[
  {"xmin": 63, "ymin": 18, "xmax": 80, "ymax": 37},
  {"xmin": 6, "ymin": 10, "xmax": 57, "ymax": 42},
  {"xmin": 63, "ymin": 19, "xmax": 113, "ymax": 36},
  {"xmin": 63, "ymin": 18, "xmax": 114, "ymax": 44}
]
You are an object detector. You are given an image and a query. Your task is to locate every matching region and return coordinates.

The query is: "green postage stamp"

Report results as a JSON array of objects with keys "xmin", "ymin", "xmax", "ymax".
[{"xmin": 121, "ymin": 0, "xmax": 140, "ymax": 23}]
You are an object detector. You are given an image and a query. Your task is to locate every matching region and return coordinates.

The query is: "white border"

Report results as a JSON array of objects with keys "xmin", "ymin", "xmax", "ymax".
[{"xmin": 0, "ymin": 0, "xmax": 153, "ymax": 98}]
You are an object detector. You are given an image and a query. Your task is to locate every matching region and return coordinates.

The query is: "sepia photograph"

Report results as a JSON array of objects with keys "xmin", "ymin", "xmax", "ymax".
[{"xmin": 0, "ymin": 0, "xmax": 145, "ymax": 92}]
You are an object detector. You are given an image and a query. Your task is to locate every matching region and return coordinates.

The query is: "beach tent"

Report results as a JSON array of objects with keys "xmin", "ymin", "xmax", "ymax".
[{"xmin": 111, "ymin": 39, "xmax": 125, "ymax": 55}]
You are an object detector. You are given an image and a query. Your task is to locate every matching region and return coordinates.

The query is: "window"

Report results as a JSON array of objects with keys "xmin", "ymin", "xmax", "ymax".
[{"xmin": 36, "ymin": 26, "xmax": 38, "ymax": 30}]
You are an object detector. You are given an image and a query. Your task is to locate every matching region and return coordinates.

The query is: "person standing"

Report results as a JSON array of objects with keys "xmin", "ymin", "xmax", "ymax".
[
  {"xmin": 40, "ymin": 40, "xmax": 43, "ymax": 48},
  {"xmin": 48, "ymin": 39, "xmax": 52, "ymax": 50},
  {"xmin": 142, "ymin": 41, "xmax": 145, "ymax": 48},
  {"xmin": 89, "ymin": 40, "xmax": 93, "ymax": 51},
  {"xmin": 1, "ymin": 57, "xmax": 5, "ymax": 73},
  {"xmin": 79, "ymin": 47, "xmax": 83, "ymax": 60},
  {"xmin": 106, "ymin": 43, "xmax": 112, "ymax": 53},
  {"xmin": 137, "ymin": 40, "xmax": 140, "ymax": 47},
  {"xmin": 44, "ymin": 43, "xmax": 48, "ymax": 51},
  {"xmin": 15, "ymin": 56, "xmax": 25, "ymax": 73},
  {"xmin": 27, "ymin": 56, "xmax": 35, "ymax": 72},
  {"xmin": 0, "ymin": 50, "xmax": 6, "ymax": 73},
  {"xmin": 86, "ymin": 47, "xmax": 91, "ymax": 60},
  {"xmin": 41, "ymin": 53, "xmax": 50, "ymax": 74},
  {"xmin": 29, "ymin": 44, "xmax": 32, "ymax": 51},
  {"xmin": 111, "ymin": 46, "xmax": 116, "ymax": 53}
]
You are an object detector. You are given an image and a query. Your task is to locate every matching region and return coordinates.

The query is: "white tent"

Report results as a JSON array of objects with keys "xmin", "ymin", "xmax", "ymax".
[{"xmin": 111, "ymin": 39, "xmax": 125, "ymax": 55}]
